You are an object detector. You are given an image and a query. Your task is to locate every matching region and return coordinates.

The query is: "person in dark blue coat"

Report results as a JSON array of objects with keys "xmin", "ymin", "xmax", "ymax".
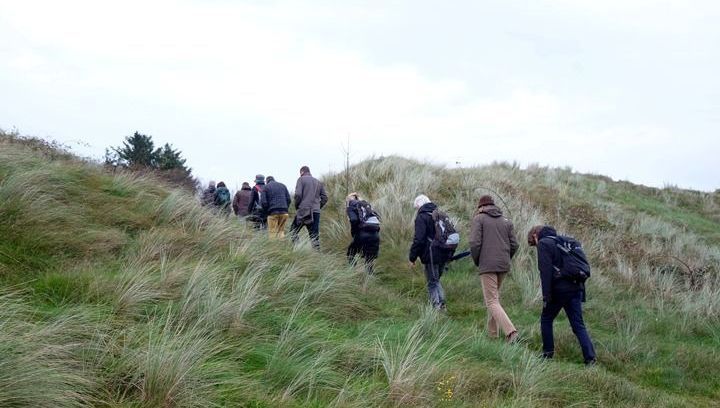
[
  {"xmin": 262, "ymin": 176, "xmax": 292, "ymax": 239},
  {"xmin": 409, "ymin": 194, "xmax": 450, "ymax": 311},
  {"xmin": 528, "ymin": 225, "xmax": 597, "ymax": 365}
]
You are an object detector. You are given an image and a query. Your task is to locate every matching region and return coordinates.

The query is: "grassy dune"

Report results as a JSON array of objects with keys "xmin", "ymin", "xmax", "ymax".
[{"xmin": 1, "ymin": 132, "xmax": 719, "ymax": 407}]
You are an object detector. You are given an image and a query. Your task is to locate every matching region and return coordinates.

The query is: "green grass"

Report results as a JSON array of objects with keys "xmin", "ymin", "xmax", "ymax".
[
  {"xmin": 608, "ymin": 188, "xmax": 720, "ymax": 245},
  {"xmin": 1, "ymin": 132, "xmax": 719, "ymax": 406}
]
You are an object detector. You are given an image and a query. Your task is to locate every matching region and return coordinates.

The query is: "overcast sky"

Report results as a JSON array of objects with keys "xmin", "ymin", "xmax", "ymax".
[{"xmin": 1, "ymin": 0, "xmax": 719, "ymax": 192}]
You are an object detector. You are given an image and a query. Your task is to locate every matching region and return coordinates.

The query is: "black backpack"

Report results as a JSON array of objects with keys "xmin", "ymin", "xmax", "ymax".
[
  {"xmin": 430, "ymin": 209, "xmax": 459, "ymax": 250},
  {"xmin": 549, "ymin": 236, "xmax": 591, "ymax": 283},
  {"xmin": 355, "ymin": 200, "xmax": 381, "ymax": 232}
]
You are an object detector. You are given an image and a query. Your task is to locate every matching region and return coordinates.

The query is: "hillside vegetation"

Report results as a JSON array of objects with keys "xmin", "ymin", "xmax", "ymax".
[{"xmin": 1, "ymin": 132, "xmax": 719, "ymax": 407}]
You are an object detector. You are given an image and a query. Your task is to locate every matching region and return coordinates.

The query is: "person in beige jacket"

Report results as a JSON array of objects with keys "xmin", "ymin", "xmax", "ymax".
[{"xmin": 469, "ymin": 195, "xmax": 520, "ymax": 342}]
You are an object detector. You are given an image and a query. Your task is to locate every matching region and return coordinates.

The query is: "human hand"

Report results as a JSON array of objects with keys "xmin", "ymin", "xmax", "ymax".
[{"xmin": 408, "ymin": 261, "xmax": 416, "ymax": 269}]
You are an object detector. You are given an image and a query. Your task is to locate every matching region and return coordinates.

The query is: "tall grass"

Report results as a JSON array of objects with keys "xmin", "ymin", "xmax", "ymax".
[
  {"xmin": 109, "ymin": 260, "xmax": 166, "ymax": 315},
  {"xmin": 376, "ymin": 307, "xmax": 457, "ymax": 405},
  {"xmin": 263, "ymin": 305, "xmax": 342, "ymax": 404},
  {"xmin": 0, "ymin": 293, "xmax": 93, "ymax": 407},
  {"xmin": 503, "ymin": 347, "xmax": 555, "ymax": 405},
  {"xmin": 128, "ymin": 313, "xmax": 229, "ymax": 407},
  {"xmin": 2, "ymin": 133, "xmax": 720, "ymax": 406}
]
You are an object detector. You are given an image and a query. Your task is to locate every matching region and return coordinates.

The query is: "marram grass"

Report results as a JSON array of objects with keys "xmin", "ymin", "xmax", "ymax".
[{"xmin": 0, "ymin": 132, "xmax": 718, "ymax": 406}]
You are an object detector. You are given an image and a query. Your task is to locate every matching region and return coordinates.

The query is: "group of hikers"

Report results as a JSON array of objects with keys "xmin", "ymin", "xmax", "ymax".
[
  {"xmin": 201, "ymin": 166, "xmax": 327, "ymax": 247},
  {"xmin": 410, "ymin": 193, "xmax": 596, "ymax": 366},
  {"xmin": 200, "ymin": 166, "xmax": 596, "ymax": 366}
]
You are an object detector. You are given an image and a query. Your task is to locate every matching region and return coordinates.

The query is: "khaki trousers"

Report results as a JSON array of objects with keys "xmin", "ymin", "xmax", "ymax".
[
  {"xmin": 267, "ymin": 213, "xmax": 289, "ymax": 239},
  {"xmin": 480, "ymin": 272, "xmax": 516, "ymax": 338}
]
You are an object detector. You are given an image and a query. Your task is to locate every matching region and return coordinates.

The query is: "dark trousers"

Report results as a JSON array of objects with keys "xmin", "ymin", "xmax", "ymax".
[
  {"xmin": 291, "ymin": 212, "xmax": 320, "ymax": 250},
  {"xmin": 347, "ymin": 232, "xmax": 380, "ymax": 274},
  {"xmin": 247, "ymin": 212, "xmax": 267, "ymax": 230},
  {"xmin": 541, "ymin": 290, "xmax": 596, "ymax": 363},
  {"xmin": 423, "ymin": 262, "xmax": 446, "ymax": 309}
]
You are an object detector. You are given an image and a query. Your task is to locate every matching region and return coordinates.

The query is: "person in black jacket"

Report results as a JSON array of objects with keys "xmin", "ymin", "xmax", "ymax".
[
  {"xmin": 346, "ymin": 192, "xmax": 380, "ymax": 274},
  {"xmin": 247, "ymin": 174, "xmax": 267, "ymax": 230},
  {"xmin": 528, "ymin": 225, "xmax": 597, "ymax": 365},
  {"xmin": 261, "ymin": 176, "xmax": 291, "ymax": 239},
  {"xmin": 409, "ymin": 194, "xmax": 450, "ymax": 311}
]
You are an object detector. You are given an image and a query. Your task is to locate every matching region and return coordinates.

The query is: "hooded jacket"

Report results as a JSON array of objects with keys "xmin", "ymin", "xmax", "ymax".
[
  {"xmin": 233, "ymin": 186, "xmax": 252, "ymax": 216},
  {"xmin": 536, "ymin": 226, "xmax": 584, "ymax": 302},
  {"xmin": 469, "ymin": 205, "xmax": 519, "ymax": 274},
  {"xmin": 261, "ymin": 180, "xmax": 292, "ymax": 215},
  {"xmin": 213, "ymin": 185, "xmax": 231, "ymax": 210},
  {"xmin": 409, "ymin": 202, "xmax": 451, "ymax": 265}
]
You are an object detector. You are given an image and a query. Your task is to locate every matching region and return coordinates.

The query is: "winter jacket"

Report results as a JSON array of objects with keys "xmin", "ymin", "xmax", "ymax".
[
  {"xmin": 469, "ymin": 205, "xmax": 519, "ymax": 274},
  {"xmin": 347, "ymin": 199, "xmax": 380, "ymax": 239},
  {"xmin": 261, "ymin": 180, "xmax": 291, "ymax": 215},
  {"xmin": 294, "ymin": 173, "xmax": 328, "ymax": 214},
  {"xmin": 201, "ymin": 186, "xmax": 216, "ymax": 206},
  {"xmin": 409, "ymin": 202, "xmax": 451, "ymax": 265},
  {"xmin": 247, "ymin": 183, "xmax": 266, "ymax": 218},
  {"xmin": 233, "ymin": 188, "xmax": 252, "ymax": 216},
  {"xmin": 536, "ymin": 226, "xmax": 584, "ymax": 302},
  {"xmin": 213, "ymin": 186, "xmax": 231, "ymax": 211}
]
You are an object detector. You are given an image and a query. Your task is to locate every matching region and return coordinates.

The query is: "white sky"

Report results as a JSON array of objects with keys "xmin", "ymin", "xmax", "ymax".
[{"xmin": 1, "ymin": 0, "xmax": 719, "ymax": 192}]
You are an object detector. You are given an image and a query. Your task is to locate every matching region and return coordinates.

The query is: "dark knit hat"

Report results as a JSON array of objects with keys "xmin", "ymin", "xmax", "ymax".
[
  {"xmin": 266, "ymin": 176, "xmax": 275, "ymax": 183},
  {"xmin": 478, "ymin": 195, "xmax": 495, "ymax": 207},
  {"xmin": 254, "ymin": 174, "xmax": 265, "ymax": 183}
]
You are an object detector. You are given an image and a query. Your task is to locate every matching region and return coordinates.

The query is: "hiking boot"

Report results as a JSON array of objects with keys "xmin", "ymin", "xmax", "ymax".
[
  {"xmin": 540, "ymin": 351, "xmax": 554, "ymax": 360},
  {"xmin": 506, "ymin": 330, "xmax": 519, "ymax": 344},
  {"xmin": 584, "ymin": 358, "xmax": 597, "ymax": 367}
]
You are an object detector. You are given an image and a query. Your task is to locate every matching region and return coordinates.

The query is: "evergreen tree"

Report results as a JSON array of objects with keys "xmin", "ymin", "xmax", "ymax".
[
  {"xmin": 115, "ymin": 132, "xmax": 157, "ymax": 168},
  {"xmin": 107, "ymin": 132, "xmax": 197, "ymax": 190},
  {"xmin": 156, "ymin": 143, "xmax": 187, "ymax": 170}
]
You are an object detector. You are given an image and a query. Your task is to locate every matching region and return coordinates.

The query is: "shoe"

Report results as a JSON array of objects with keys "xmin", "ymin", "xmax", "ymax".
[
  {"xmin": 506, "ymin": 330, "xmax": 519, "ymax": 344},
  {"xmin": 584, "ymin": 358, "xmax": 597, "ymax": 367}
]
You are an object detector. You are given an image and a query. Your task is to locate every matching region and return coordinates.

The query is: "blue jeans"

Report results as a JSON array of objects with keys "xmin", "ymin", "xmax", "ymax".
[
  {"xmin": 423, "ymin": 262, "xmax": 446, "ymax": 309},
  {"xmin": 541, "ymin": 290, "xmax": 596, "ymax": 363},
  {"xmin": 291, "ymin": 212, "xmax": 321, "ymax": 250}
]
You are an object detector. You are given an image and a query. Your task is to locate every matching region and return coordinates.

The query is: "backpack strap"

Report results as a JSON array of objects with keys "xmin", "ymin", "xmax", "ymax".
[
  {"xmin": 353, "ymin": 201, "xmax": 363, "ymax": 221},
  {"xmin": 548, "ymin": 236, "xmax": 569, "ymax": 253}
]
